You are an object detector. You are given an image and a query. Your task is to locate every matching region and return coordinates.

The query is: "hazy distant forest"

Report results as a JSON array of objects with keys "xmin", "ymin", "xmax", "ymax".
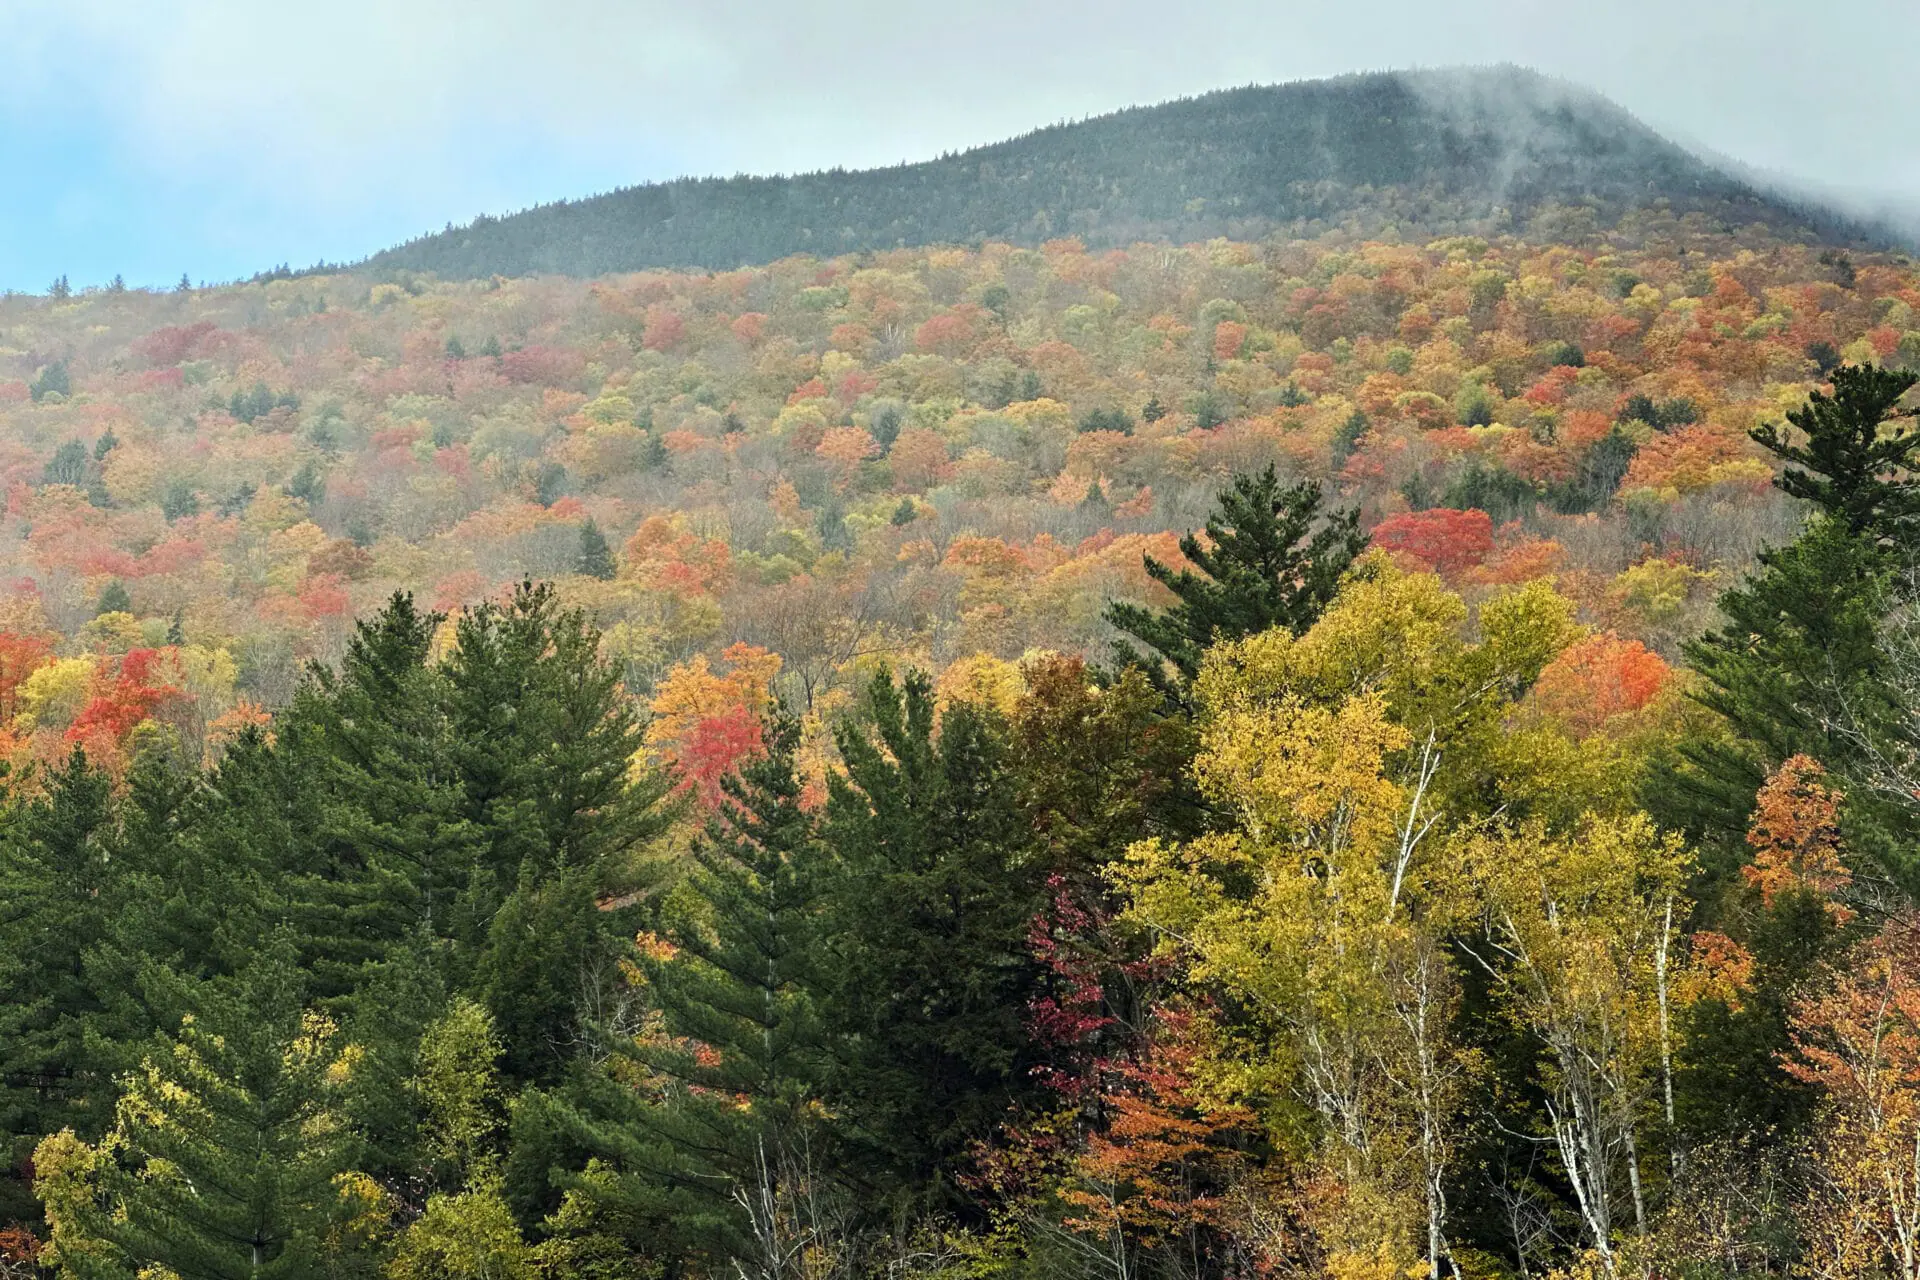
[{"xmin": 5, "ymin": 194, "xmax": 1920, "ymax": 1280}]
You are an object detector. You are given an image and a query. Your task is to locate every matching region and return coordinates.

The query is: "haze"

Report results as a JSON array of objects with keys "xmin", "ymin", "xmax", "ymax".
[{"xmin": 4, "ymin": 0, "xmax": 1915, "ymax": 292}]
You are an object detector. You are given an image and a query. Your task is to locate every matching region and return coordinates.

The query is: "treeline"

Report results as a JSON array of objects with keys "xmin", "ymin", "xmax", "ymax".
[
  {"xmin": 365, "ymin": 68, "xmax": 1817, "ymax": 281},
  {"xmin": 6, "ymin": 368, "xmax": 1920, "ymax": 1278}
]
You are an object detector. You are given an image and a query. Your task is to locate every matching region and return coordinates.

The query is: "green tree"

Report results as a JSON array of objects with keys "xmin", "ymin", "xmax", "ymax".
[
  {"xmin": 1749, "ymin": 362, "xmax": 1920, "ymax": 539},
  {"xmin": 275, "ymin": 593, "xmax": 477, "ymax": 997},
  {"xmin": 1105, "ymin": 464, "xmax": 1365, "ymax": 691},
  {"xmin": 43, "ymin": 439, "xmax": 88, "ymax": 486},
  {"xmin": 818, "ymin": 670, "xmax": 1045, "ymax": 1210},
  {"xmin": 574, "ymin": 520, "xmax": 616, "ymax": 580},
  {"xmin": 0, "ymin": 753, "xmax": 119, "ymax": 1177},
  {"xmin": 94, "ymin": 581, "xmax": 131, "ymax": 616},
  {"xmin": 559, "ymin": 713, "xmax": 836, "ymax": 1270},
  {"xmin": 1659, "ymin": 366, "xmax": 1920, "ymax": 873},
  {"xmin": 37, "ymin": 938, "xmax": 372, "ymax": 1280}
]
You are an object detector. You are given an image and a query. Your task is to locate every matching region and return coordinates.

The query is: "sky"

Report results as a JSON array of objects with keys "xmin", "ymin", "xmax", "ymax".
[{"xmin": 2, "ymin": 0, "xmax": 1916, "ymax": 294}]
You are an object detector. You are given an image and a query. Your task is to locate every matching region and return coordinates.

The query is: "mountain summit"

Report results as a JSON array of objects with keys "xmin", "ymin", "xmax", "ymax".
[{"xmin": 368, "ymin": 66, "xmax": 1856, "ymax": 279}]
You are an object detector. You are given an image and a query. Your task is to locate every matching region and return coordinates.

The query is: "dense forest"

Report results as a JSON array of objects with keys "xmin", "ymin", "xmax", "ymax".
[
  {"xmin": 5, "ymin": 198, "xmax": 1920, "ymax": 1274},
  {"xmin": 364, "ymin": 68, "xmax": 1868, "ymax": 281}
]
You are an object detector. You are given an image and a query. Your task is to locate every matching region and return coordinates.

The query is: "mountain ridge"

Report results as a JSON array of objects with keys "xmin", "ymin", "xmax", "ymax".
[{"xmin": 360, "ymin": 66, "xmax": 1879, "ymax": 281}]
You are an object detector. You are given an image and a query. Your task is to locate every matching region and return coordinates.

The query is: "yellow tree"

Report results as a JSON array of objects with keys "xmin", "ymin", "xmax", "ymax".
[
  {"xmin": 1116, "ymin": 559, "xmax": 1572, "ymax": 1274},
  {"xmin": 1788, "ymin": 915, "xmax": 1920, "ymax": 1280},
  {"xmin": 1459, "ymin": 816, "xmax": 1690, "ymax": 1279}
]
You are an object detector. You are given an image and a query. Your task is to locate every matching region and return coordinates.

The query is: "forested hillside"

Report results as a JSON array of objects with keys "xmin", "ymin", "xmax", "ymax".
[
  {"xmin": 4, "ymin": 206, "xmax": 1920, "ymax": 1276},
  {"xmin": 366, "ymin": 67, "xmax": 1861, "ymax": 280}
]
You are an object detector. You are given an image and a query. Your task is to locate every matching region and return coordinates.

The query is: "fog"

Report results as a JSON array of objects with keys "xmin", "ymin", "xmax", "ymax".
[{"xmin": 3, "ymin": 0, "xmax": 1916, "ymax": 289}]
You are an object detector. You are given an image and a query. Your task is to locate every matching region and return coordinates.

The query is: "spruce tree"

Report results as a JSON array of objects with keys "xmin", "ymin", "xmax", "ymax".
[
  {"xmin": 574, "ymin": 519, "xmax": 616, "ymax": 580},
  {"xmin": 1105, "ymin": 464, "xmax": 1364, "ymax": 692},
  {"xmin": 818, "ymin": 671, "xmax": 1045, "ymax": 1210}
]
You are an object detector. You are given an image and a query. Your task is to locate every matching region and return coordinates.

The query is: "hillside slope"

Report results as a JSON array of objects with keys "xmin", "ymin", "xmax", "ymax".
[{"xmin": 367, "ymin": 66, "xmax": 1855, "ymax": 279}]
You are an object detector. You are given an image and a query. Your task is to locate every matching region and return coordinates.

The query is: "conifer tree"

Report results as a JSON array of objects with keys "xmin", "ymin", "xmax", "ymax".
[
  {"xmin": 1662, "ymin": 366, "xmax": 1920, "ymax": 869},
  {"xmin": 1106, "ymin": 464, "xmax": 1364, "ymax": 692},
  {"xmin": 0, "ymin": 751, "xmax": 119, "ymax": 1167},
  {"xmin": 1750, "ymin": 363, "xmax": 1920, "ymax": 540},
  {"xmin": 37, "ymin": 937, "xmax": 372, "ymax": 1280},
  {"xmin": 574, "ymin": 519, "xmax": 617, "ymax": 580},
  {"xmin": 275, "ymin": 593, "xmax": 477, "ymax": 998},
  {"xmin": 561, "ymin": 713, "xmax": 833, "ymax": 1268},
  {"xmin": 818, "ymin": 670, "xmax": 1045, "ymax": 1209},
  {"xmin": 441, "ymin": 583, "xmax": 672, "ymax": 1062}
]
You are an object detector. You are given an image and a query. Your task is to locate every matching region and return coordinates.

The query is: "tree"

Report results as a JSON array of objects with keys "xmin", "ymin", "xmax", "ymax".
[
  {"xmin": 43, "ymin": 440, "xmax": 88, "ymax": 487},
  {"xmin": 36, "ymin": 938, "xmax": 374, "ymax": 1280},
  {"xmin": 574, "ymin": 519, "xmax": 616, "ymax": 580},
  {"xmin": 1786, "ymin": 914, "xmax": 1920, "ymax": 1280},
  {"xmin": 1462, "ymin": 816, "xmax": 1692, "ymax": 1278},
  {"xmin": 819, "ymin": 670, "xmax": 1046, "ymax": 1210},
  {"xmin": 442, "ymin": 584, "xmax": 673, "ymax": 1083},
  {"xmin": 1106, "ymin": 465, "xmax": 1365, "ymax": 691},
  {"xmin": 0, "ymin": 752, "xmax": 119, "ymax": 1177},
  {"xmin": 274, "ymin": 592, "xmax": 477, "ymax": 997},
  {"xmin": 93, "ymin": 581, "xmax": 131, "ymax": 617},
  {"xmin": 1660, "ymin": 368, "xmax": 1920, "ymax": 868},
  {"xmin": 1750, "ymin": 363, "xmax": 1920, "ymax": 540},
  {"xmin": 560, "ymin": 713, "xmax": 839, "ymax": 1274}
]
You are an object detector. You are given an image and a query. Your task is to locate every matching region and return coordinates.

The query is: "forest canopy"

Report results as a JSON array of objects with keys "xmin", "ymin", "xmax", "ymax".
[{"xmin": 3, "ymin": 191, "xmax": 1920, "ymax": 1276}]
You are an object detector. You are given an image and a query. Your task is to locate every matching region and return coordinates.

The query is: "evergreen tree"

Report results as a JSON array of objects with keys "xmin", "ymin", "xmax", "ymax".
[
  {"xmin": 638, "ymin": 431, "xmax": 670, "ymax": 472},
  {"xmin": 441, "ymin": 584, "xmax": 673, "ymax": 1083},
  {"xmin": 473, "ymin": 861, "xmax": 609, "ymax": 1087},
  {"xmin": 574, "ymin": 519, "xmax": 616, "ymax": 580},
  {"xmin": 1659, "ymin": 366, "xmax": 1920, "ymax": 874},
  {"xmin": 555, "ymin": 714, "xmax": 835, "ymax": 1268},
  {"xmin": 274, "ymin": 593, "xmax": 478, "ymax": 998},
  {"xmin": 818, "ymin": 671, "xmax": 1045, "ymax": 1211},
  {"xmin": 44, "ymin": 439, "xmax": 89, "ymax": 487},
  {"xmin": 1749, "ymin": 362, "xmax": 1920, "ymax": 540},
  {"xmin": 1105, "ymin": 464, "xmax": 1364, "ymax": 690},
  {"xmin": 0, "ymin": 753, "xmax": 119, "ymax": 1182},
  {"xmin": 37, "ymin": 937, "xmax": 372, "ymax": 1280},
  {"xmin": 94, "ymin": 580, "xmax": 131, "ymax": 616}
]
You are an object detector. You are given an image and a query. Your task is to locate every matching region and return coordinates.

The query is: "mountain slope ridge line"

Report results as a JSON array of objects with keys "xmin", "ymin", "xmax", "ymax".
[{"xmin": 360, "ymin": 65, "xmax": 1881, "ymax": 282}]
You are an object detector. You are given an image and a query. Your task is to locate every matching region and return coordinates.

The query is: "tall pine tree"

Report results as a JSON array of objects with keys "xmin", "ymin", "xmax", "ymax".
[
  {"xmin": 818, "ymin": 671, "xmax": 1045, "ymax": 1212},
  {"xmin": 0, "ymin": 751, "xmax": 120, "ymax": 1184},
  {"xmin": 556, "ymin": 712, "xmax": 834, "ymax": 1270},
  {"xmin": 37, "ymin": 936, "xmax": 374, "ymax": 1280},
  {"xmin": 1660, "ymin": 364, "xmax": 1920, "ymax": 876},
  {"xmin": 1106, "ymin": 465, "xmax": 1364, "ymax": 692}
]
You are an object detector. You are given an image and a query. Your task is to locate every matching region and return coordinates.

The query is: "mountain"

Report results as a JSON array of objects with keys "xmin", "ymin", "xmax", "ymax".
[{"xmin": 364, "ymin": 66, "xmax": 1867, "ymax": 281}]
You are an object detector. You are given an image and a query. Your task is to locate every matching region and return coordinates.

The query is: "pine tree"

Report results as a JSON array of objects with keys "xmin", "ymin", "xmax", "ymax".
[
  {"xmin": 1750, "ymin": 363, "xmax": 1920, "ymax": 540},
  {"xmin": 563, "ymin": 714, "xmax": 832, "ymax": 1267},
  {"xmin": 574, "ymin": 519, "xmax": 616, "ymax": 580},
  {"xmin": 443, "ymin": 584, "xmax": 673, "ymax": 1084},
  {"xmin": 274, "ymin": 593, "xmax": 479, "ymax": 999},
  {"xmin": 440, "ymin": 582, "xmax": 670, "ymax": 891},
  {"xmin": 93, "ymin": 581, "xmax": 130, "ymax": 616},
  {"xmin": 0, "ymin": 751, "xmax": 120, "ymax": 1169},
  {"xmin": 1660, "ymin": 366, "xmax": 1920, "ymax": 877},
  {"xmin": 1105, "ymin": 464, "xmax": 1364, "ymax": 691},
  {"xmin": 818, "ymin": 670, "xmax": 1045, "ymax": 1210},
  {"xmin": 474, "ymin": 861, "xmax": 609, "ymax": 1087},
  {"xmin": 37, "ymin": 937, "xmax": 373, "ymax": 1280}
]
